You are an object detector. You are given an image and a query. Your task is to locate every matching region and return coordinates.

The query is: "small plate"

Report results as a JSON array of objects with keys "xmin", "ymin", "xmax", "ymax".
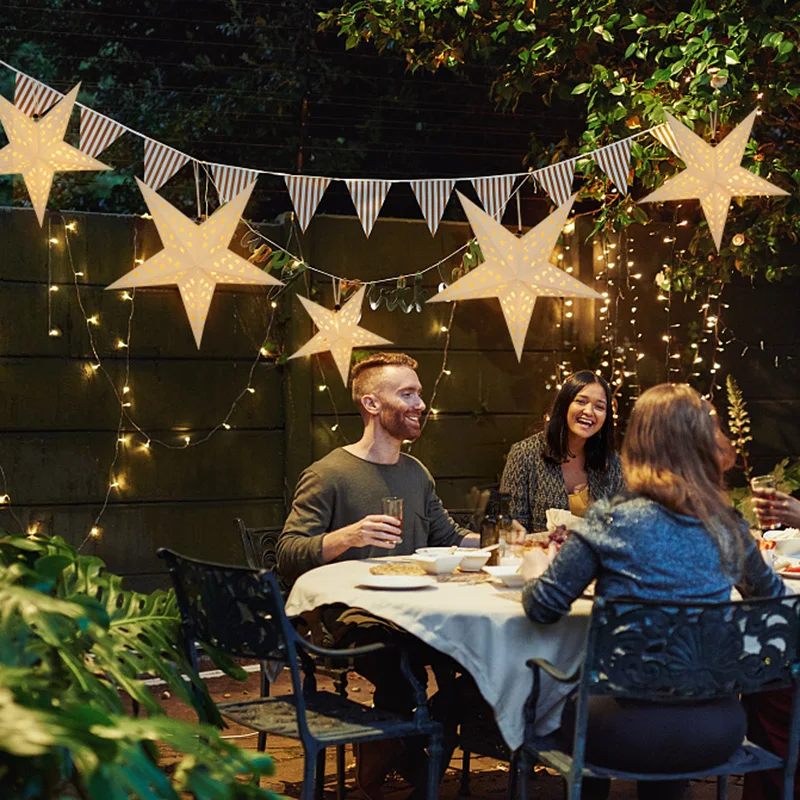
[{"xmin": 358, "ymin": 574, "xmax": 435, "ymax": 590}]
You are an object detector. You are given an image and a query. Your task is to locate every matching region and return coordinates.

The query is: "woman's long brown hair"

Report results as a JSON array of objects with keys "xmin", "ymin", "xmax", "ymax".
[{"xmin": 622, "ymin": 383, "xmax": 744, "ymax": 575}]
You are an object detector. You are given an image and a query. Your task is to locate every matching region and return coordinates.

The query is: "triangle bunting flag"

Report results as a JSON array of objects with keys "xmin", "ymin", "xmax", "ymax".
[
  {"xmin": 285, "ymin": 175, "xmax": 331, "ymax": 231},
  {"xmin": 345, "ymin": 179, "xmax": 392, "ymax": 237},
  {"xmin": 79, "ymin": 107, "xmax": 126, "ymax": 159},
  {"xmin": 594, "ymin": 139, "xmax": 633, "ymax": 195},
  {"xmin": 535, "ymin": 161, "xmax": 576, "ymax": 207},
  {"xmin": 14, "ymin": 73, "xmax": 63, "ymax": 117},
  {"xmin": 410, "ymin": 178, "xmax": 455, "ymax": 235},
  {"xmin": 143, "ymin": 139, "xmax": 190, "ymax": 191},
  {"xmin": 211, "ymin": 164, "xmax": 260, "ymax": 204},
  {"xmin": 471, "ymin": 174, "xmax": 517, "ymax": 220},
  {"xmin": 651, "ymin": 122, "xmax": 682, "ymax": 157}
]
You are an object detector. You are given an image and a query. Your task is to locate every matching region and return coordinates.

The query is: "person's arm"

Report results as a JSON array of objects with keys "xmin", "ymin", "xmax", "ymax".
[
  {"xmin": 521, "ymin": 531, "xmax": 600, "ymax": 624},
  {"xmin": 277, "ymin": 468, "xmax": 402, "ymax": 583},
  {"xmin": 735, "ymin": 521, "xmax": 787, "ymax": 599},
  {"xmin": 751, "ymin": 489, "xmax": 800, "ymax": 530},
  {"xmin": 500, "ymin": 442, "xmax": 534, "ymax": 531}
]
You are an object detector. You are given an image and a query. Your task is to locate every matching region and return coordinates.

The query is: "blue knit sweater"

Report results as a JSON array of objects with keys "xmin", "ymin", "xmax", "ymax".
[{"xmin": 523, "ymin": 494, "xmax": 787, "ymax": 624}]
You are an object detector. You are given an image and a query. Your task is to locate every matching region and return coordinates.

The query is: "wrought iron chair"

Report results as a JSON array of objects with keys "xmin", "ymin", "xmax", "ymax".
[
  {"xmin": 159, "ymin": 548, "xmax": 444, "ymax": 800},
  {"xmin": 512, "ymin": 594, "xmax": 800, "ymax": 800},
  {"xmin": 234, "ymin": 518, "xmax": 350, "ymax": 799}
]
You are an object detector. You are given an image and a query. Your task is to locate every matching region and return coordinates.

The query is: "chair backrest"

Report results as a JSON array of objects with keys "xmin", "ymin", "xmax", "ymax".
[
  {"xmin": 235, "ymin": 518, "xmax": 281, "ymax": 572},
  {"xmin": 583, "ymin": 594, "xmax": 800, "ymax": 702}
]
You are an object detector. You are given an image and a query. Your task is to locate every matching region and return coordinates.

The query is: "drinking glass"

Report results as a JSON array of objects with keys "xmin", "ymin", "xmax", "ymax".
[
  {"xmin": 382, "ymin": 497, "xmax": 404, "ymax": 539},
  {"xmin": 751, "ymin": 475, "xmax": 779, "ymax": 530}
]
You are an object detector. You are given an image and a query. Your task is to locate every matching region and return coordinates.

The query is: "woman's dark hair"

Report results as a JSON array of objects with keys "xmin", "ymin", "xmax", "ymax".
[{"xmin": 544, "ymin": 371, "xmax": 614, "ymax": 471}]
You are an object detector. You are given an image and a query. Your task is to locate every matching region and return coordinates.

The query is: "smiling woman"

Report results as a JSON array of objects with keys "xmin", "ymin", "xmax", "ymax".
[{"xmin": 500, "ymin": 371, "xmax": 624, "ymax": 531}]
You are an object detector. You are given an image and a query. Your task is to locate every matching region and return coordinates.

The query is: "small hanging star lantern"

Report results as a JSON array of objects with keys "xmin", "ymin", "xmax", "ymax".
[
  {"xmin": 289, "ymin": 284, "xmax": 392, "ymax": 384},
  {"xmin": 428, "ymin": 192, "xmax": 601, "ymax": 361},
  {"xmin": 638, "ymin": 110, "xmax": 788, "ymax": 251},
  {"xmin": 106, "ymin": 179, "xmax": 282, "ymax": 347},
  {"xmin": 0, "ymin": 83, "xmax": 111, "ymax": 225}
]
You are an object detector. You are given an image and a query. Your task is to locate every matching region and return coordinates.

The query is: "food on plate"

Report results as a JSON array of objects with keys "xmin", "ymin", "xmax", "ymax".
[
  {"xmin": 783, "ymin": 565, "xmax": 800, "ymax": 574},
  {"xmin": 525, "ymin": 525, "xmax": 569, "ymax": 550},
  {"xmin": 369, "ymin": 563, "xmax": 427, "ymax": 577}
]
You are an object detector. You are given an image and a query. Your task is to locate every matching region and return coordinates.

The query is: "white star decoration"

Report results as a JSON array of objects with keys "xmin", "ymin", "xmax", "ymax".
[
  {"xmin": 638, "ymin": 110, "xmax": 788, "ymax": 251},
  {"xmin": 288, "ymin": 285, "xmax": 392, "ymax": 384},
  {"xmin": 106, "ymin": 179, "xmax": 283, "ymax": 348},
  {"xmin": 428, "ymin": 192, "xmax": 601, "ymax": 361},
  {"xmin": 0, "ymin": 83, "xmax": 111, "ymax": 226}
]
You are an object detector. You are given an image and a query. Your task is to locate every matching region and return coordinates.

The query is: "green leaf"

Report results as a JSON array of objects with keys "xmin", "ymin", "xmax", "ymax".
[
  {"xmin": 724, "ymin": 49, "xmax": 740, "ymax": 64},
  {"xmin": 572, "ymin": 82, "xmax": 592, "ymax": 95}
]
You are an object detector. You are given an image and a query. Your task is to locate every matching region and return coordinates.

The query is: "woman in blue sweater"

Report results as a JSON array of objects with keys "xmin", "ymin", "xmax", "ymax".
[{"xmin": 521, "ymin": 383, "xmax": 786, "ymax": 800}]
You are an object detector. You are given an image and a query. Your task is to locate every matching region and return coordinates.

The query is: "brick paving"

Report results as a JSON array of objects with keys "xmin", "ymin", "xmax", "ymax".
[{"xmin": 153, "ymin": 666, "xmax": 744, "ymax": 799}]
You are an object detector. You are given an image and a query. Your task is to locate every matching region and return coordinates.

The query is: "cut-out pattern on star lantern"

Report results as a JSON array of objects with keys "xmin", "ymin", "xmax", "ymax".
[
  {"xmin": 0, "ymin": 83, "xmax": 111, "ymax": 226},
  {"xmin": 428, "ymin": 192, "xmax": 601, "ymax": 361},
  {"xmin": 106, "ymin": 178, "xmax": 283, "ymax": 348},
  {"xmin": 638, "ymin": 110, "xmax": 788, "ymax": 251},
  {"xmin": 289, "ymin": 285, "xmax": 392, "ymax": 384}
]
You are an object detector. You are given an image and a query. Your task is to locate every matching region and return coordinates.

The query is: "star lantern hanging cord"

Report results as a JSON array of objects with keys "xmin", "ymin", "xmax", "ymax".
[
  {"xmin": 0, "ymin": 83, "xmax": 111, "ymax": 226},
  {"xmin": 288, "ymin": 285, "xmax": 393, "ymax": 385},
  {"xmin": 106, "ymin": 179, "xmax": 283, "ymax": 348},
  {"xmin": 428, "ymin": 192, "xmax": 601, "ymax": 361},
  {"xmin": 638, "ymin": 110, "xmax": 789, "ymax": 252}
]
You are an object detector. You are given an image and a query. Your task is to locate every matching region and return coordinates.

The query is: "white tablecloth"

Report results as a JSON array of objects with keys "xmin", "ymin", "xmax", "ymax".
[{"xmin": 284, "ymin": 558, "xmax": 592, "ymax": 751}]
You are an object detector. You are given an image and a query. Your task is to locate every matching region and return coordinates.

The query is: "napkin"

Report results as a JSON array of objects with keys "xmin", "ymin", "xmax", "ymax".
[{"xmin": 545, "ymin": 507, "xmax": 583, "ymax": 532}]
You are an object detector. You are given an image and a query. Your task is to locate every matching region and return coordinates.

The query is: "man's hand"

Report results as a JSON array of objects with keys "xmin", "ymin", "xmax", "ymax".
[
  {"xmin": 752, "ymin": 490, "xmax": 800, "ymax": 530},
  {"xmin": 322, "ymin": 514, "xmax": 402, "ymax": 563}
]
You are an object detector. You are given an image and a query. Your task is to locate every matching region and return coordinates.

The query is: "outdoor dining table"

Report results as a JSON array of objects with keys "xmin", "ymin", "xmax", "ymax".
[{"xmin": 284, "ymin": 557, "xmax": 593, "ymax": 752}]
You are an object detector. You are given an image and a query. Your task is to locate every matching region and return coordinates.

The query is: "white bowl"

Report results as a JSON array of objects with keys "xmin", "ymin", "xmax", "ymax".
[
  {"xmin": 411, "ymin": 553, "xmax": 463, "ymax": 575},
  {"xmin": 457, "ymin": 550, "xmax": 491, "ymax": 572},
  {"xmin": 415, "ymin": 547, "xmax": 459, "ymax": 557},
  {"xmin": 482, "ymin": 565, "xmax": 525, "ymax": 588},
  {"xmin": 764, "ymin": 528, "xmax": 800, "ymax": 556}
]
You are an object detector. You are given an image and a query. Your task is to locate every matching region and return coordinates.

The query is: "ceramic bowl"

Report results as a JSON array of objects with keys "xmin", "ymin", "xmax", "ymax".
[
  {"xmin": 456, "ymin": 550, "xmax": 491, "ymax": 572},
  {"xmin": 411, "ymin": 553, "xmax": 463, "ymax": 575},
  {"xmin": 482, "ymin": 565, "xmax": 525, "ymax": 588}
]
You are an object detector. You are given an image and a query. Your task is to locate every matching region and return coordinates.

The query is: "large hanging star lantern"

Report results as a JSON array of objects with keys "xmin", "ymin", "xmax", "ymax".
[
  {"xmin": 638, "ymin": 110, "xmax": 788, "ymax": 251},
  {"xmin": 0, "ymin": 83, "xmax": 111, "ymax": 226},
  {"xmin": 288, "ymin": 285, "xmax": 392, "ymax": 384},
  {"xmin": 428, "ymin": 192, "xmax": 601, "ymax": 361},
  {"xmin": 106, "ymin": 179, "xmax": 283, "ymax": 348}
]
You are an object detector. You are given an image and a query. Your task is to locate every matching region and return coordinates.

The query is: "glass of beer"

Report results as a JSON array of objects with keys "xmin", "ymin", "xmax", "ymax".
[
  {"xmin": 751, "ymin": 475, "xmax": 779, "ymax": 530},
  {"xmin": 382, "ymin": 497, "xmax": 403, "ymax": 539}
]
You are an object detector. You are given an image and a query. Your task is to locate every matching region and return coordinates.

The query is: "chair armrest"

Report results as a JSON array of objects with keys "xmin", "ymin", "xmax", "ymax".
[{"xmin": 526, "ymin": 657, "xmax": 582, "ymax": 684}]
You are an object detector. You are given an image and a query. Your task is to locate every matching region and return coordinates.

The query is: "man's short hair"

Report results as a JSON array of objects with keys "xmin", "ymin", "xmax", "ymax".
[{"xmin": 350, "ymin": 352, "xmax": 418, "ymax": 406}]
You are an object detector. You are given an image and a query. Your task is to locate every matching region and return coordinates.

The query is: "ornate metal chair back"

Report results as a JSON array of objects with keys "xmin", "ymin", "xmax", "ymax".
[{"xmin": 236, "ymin": 518, "xmax": 281, "ymax": 572}]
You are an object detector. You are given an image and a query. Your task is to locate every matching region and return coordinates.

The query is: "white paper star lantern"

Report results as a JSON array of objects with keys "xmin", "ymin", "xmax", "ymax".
[
  {"xmin": 638, "ymin": 110, "xmax": 789, "ymax": 251},
  {"xmin": 0, "ymin": 83, "xmax": 111, "ymax": 226},
  {"xmin": 428, "ymin": 192, "xmax": 601, "ymax": 361},
  {"xmin": 106, "ymin": 179, "xmax": 283, "ymax": 348},
  {"xmin": 288, "ymin": 285, "xmax": 392, "ymax": 384}
]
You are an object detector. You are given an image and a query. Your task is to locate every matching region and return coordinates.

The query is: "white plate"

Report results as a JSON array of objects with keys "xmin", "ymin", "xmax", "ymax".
[{"xmin": 358, "ymin": 574, "xmax": 435, "ymax": 590}]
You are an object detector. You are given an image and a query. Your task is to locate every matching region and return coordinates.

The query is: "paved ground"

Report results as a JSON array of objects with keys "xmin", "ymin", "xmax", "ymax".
[{"xmin": 153, "ymin": 665, "xmax": 744, "ymax": 799}]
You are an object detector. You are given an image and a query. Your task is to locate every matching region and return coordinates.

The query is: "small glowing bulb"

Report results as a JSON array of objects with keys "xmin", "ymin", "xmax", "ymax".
[
  {"xmin": 122, "ymin": 401, "xmax": 132, "ymax": 408},
  {"xmin": 566, "ymin": 267, "xmax": 574, "ymax": 273},
  {"xmin": 87, "ymin": 315, "xmax": 100, "ymax": 326},
  {"xmin": 565, "ymin": 311, "xmax": 573, "ymax": 319},
  {"xmin": 662, "ymin": 335, "xmax": 670, "ymax": 342},
  {"xmin": 142, "ymin": 440, "xmax": 151, "ymax": 449},
  {"xmin": 431, "ymin": 409, "xmax": 439, "ymax": 416},
  {"xmin": 65, "ymin": 221, "xmax": 77, "ymax": 231},
  {"xmin": 116, "ymin": 340, "xmax": 127, "ymax": 349},
  {"xmin": 121, "ymin": 292, "xmax": 133, "ymax": 301},
  {"xmin": 318, "ymin": 384, "xmax": 327, "ymax": 392},
  {"xmin": 134, "ymin": 258, "xmax": 144, "ymax": 264},
  {"xmin": 223, "ymin": 422, "xmax": 231, "ymax": 430},
  {"xmin": 183, "ymin": 436, "xmax": 191, "ymax": 445},
  {"xmin": 0, "ymin": 494, "xmax": 9, "ymax": 504},
  {"xmin": 637, "ymin": 353, "xmax": 645, "ymax": 360},
  {"xmin": 90, "ymin": 526, "xmax": 101, "ymax": 538},
  {"xmin": 110, "ymin": 480, "xmax": 120, "ymax": 488},
  {"xmin": 118, "ymin": 435, "xmax": 129, "ymax": 445},
  {"xmin": 49, "ymin": 328, "xmax": 62, "ymax": 337},
  {"xmin": 443, "ymin": 369, "xmax": 452, "ymax": 375},
  {"xmin": 49, "ymin": 237, "xmax": 59, "ymax": 245},
  {"xmin": 260, "ymin": 346, "xmax": 270, "ymax": 356},
  {"xmin": 247, "ymin": 387, "xmax": 255, "ymax": 394},
  {"xmin": 331, "ymin": 423, "xmax": 339, "ymax": 432},
  {"xmin": 271, "ymin": 301, "xmax": 278, "ymax": 309},
  {"xmin": 49, "ymin": 284, "xmax": 59, "ymax": 293},
  {"xmin": 565, "ymin": 300, "xmax": 573, "ymax": 307},
  {"xmin": 90, "ymin": 362, "xmax": 100, "ymax": 371},
  {"xmin": 440, "ymin": 325, "xmax": 448, "ymax": 333},
  {"xmin": 74, "ymin": 271, "xmax": 84, "ymax": 277}
]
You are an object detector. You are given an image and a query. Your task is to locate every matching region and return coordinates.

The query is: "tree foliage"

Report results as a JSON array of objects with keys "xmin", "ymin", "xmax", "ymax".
[
  {"xmin": 320, "ymin": 0, "xmax": 800, "ymax": 292},
  {"xmin": 0, "ymin": 528, "xmax": 275, "ymax": 798}
]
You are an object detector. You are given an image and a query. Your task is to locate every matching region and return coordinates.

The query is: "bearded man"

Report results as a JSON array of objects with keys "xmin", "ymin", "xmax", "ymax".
[{"xmin": 277, "ymin": 351, "xmax": 480, "ymax": 799}]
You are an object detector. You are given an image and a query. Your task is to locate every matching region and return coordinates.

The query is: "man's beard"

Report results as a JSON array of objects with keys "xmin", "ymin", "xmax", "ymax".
[{"xmin": 380, "ymin": 405, "xmax": 421, "ymax": 441}]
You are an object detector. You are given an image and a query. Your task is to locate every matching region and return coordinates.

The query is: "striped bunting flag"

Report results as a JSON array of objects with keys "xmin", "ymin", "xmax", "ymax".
[
  {"xmin": 471, "ymin": 174, "xmax": 517, "ymax": 220},
  {"xmin": 14, "ymin": 73, "xmax": 63, "ymax": 117},
  {"xmin": 345, "ymin": 179, "xmax": 392, "ymax": 237},
  {"xmin": 143, "ymin": 139, "xmax": 190, "ymax": 190},
  {"xmin": 211, "ymin": 164, "xmax": 260, "ymax": 204},
  {"xmin": 535, "ymin": 161, "xmax": 576, "ymax": 207},
  {"xmin": 79, "ymin": 107, "xmax": 126, "ymax": 158},
  {"xmin": 594, "ymin": 139, "xmax": 633, "ymax": 195},
  {"xmin": 410, "ymin": 178, "xmax": 455, "ymax": 235},
  {"xmin": 285, "ymin": 175, "xmax": 331, "ymax": 231},
  {"xmin": 651, "ymin": 122, "xmax": 682, "ymax": 157}
]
